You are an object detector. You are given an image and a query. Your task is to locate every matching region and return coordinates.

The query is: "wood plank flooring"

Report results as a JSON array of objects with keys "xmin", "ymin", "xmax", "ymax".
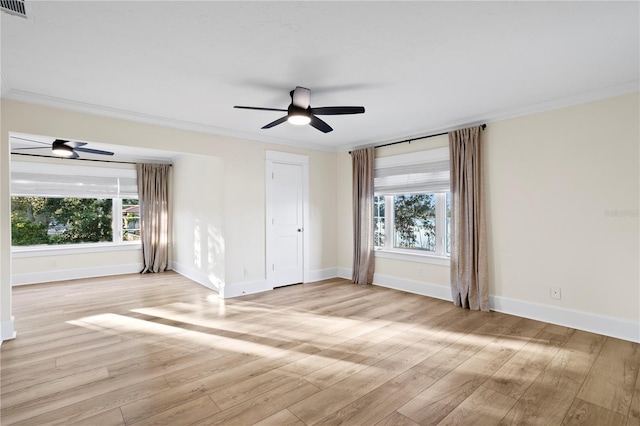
[{"xmin": 1, "ymin": 272, "xmax": 639, "ymax": 425}]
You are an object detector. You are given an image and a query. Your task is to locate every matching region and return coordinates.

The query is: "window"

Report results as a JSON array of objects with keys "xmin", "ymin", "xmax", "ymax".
[
  {"xmin": 11, "ymin": 196, "xmax": 114, "ymax": 246},
  {"xmin": 373, "ymin": 195, "xmax": 385, "ymax": 247},
  {"xmin": 10, "ymin": 161, "xmax": 138, "ymax": 248},
  {"xmin": 373, "ymin": 148, "xmax": 450, "ymax": 260},
  {"xmin": 374, "ymin": 193, "xmax": 449, "ymax": 256},
  {"xmin": 121, "ymin": 198, "xmax": 141, "ymax": 242}
]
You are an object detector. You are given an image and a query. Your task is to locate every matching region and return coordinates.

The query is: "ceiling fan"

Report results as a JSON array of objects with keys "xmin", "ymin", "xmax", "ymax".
[
  {"xmin": 11, "ymin": 137, "xmax": 114, "ymax": 159},
  {"xmin": 234, "ymin": 86, "xmax": 365, "ymax": 133}
]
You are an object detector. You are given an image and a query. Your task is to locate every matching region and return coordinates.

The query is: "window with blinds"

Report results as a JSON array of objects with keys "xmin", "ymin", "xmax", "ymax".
[
  {"xmin": 11, "ymin": 162, "xmax": 138, "ymax": 198},
  {"xmin": 373, "ymin": 147, "xmax": 450, "ymax": 257},
  {"xmin": 10, "ymin": 161, "xmax": 139, "ymax": 247}
]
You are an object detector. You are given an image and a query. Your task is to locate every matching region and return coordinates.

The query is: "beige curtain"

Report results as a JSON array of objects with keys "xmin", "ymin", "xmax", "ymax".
[
  {"xmin": 351, "ymin": 147, "xmax": 375, "ymax": 285},
  {"xmin": 449, "ymin": 126, "xmax": 489, "ymax": 311},
  {"xmin": 137, "ymin": 163, "xmax": 170, "ymax": 273}
]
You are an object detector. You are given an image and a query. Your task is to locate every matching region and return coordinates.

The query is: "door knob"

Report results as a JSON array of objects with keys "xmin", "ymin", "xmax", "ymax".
[{"xmin": 297, "ymin": 228, "xmax": 303, "ymax": 232}]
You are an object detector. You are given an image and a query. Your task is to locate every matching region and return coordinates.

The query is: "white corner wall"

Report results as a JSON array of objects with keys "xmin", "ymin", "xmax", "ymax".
[
  {"xmin": 338, "ymin": 92, "xmax": 639, "ymax": 342},
  {"xmin": 484, "ymin": 92, "xmax": 639, "ymax": 341},
  {"xmin": 0, "ymin": 100, "xmax": 15, "ymax": 342},
  {"xmin": 0, "ymin": 99, "xmax": 340, "ymax": 338},
  {"xmin": 171, "ymin": 154, "xmax": 225, "ymax": 293}
]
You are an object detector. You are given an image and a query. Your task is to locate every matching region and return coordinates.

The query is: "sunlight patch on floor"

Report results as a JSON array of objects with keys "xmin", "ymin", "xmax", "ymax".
[{"xmin": 66, "ymin": 311, "xmax": 368, "ymax": 365}]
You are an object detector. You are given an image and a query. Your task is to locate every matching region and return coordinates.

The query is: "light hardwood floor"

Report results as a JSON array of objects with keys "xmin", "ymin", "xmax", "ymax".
[{"xmin": 1, "ymin": 272, "xmax": 639, "ymax": 425}]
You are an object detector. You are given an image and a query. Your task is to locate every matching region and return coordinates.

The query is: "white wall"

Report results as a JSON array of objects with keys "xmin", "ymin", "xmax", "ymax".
[
  {"xmin": 12, "ymin": 249, "xmax": 143, "ymax": 285},
  {"xmin": 308, "ymin": 150, "xmax": 338, "ymax": 277},
  {"xmin": 2, "ymin": 92, "xmax": 637, "ymax": 343},
  {"xmin": 337, "ymin": 92, "xmax": 639, "ymax": 342},
  {"xmin": 171, "ymin": 153, "xmax": 225, "ymax": 293},
  {"xmin": 0, "ymin": 99, "xmax": 339, "ymax": 340},
  {"xmin": 171, "ymin": 141, "xmax": 337, "ymax": 297},
  {"xmin": 0, "ymin": 99, "xmax": 13, "ymax": 342},
  {"xmin": 484, "ymin": 93, "xmax": 638, "ymax": 335}
]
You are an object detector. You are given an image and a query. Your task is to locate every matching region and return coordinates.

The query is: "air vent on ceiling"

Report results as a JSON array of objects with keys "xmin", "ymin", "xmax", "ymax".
[{"xmin": 1, "ymin": 0, "xmax": 26, "ymax": 18}]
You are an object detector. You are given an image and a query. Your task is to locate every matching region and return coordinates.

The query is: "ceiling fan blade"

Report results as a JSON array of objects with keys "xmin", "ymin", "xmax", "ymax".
[
  {"xmin": 64, "ymin": 141, "xmax": 88, "ymax": 148},
  {"xmin": 309, "ymin": 115, "xmax": 333, "ymax": 133},
  {"xmin": 261, "ymin": 116, "xmax": 289, "ymax": 129},
  {"xmin": 74, "ymin": 147, "xmax": 114, "ymax": 156},
  {"xmin": 234, "ymin": 106, "xmax": 287, "ymax": 112},
  {"xmin": 11, "ymin": 136, "xmax": 50, "ymax": 145},
  {"xmin": 310, "ymin": 106, "xmax": 365, "ymax": 115},
  {"xmin": 292, "ymin": 86, "xmax": 311, "ymax": 109},
  {"xmin": 12, "ymin": 146, "xmax": 49, "ymax": 151}
]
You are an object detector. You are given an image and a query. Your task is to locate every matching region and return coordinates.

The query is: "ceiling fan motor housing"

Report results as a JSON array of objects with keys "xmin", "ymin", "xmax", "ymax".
[{"xmin": 233, "ymin": 85, "xmax": 364, "ymax": 133}]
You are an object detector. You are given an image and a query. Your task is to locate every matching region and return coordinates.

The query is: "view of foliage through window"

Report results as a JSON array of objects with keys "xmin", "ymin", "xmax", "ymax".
[
  {"xmin": 375, "ymin": 193, "xmax": 450, "ymax": 254},
  {"xmin": 11, "ymin": 197, "xmax": 113, "ymax": 246},
  {"xmin": 374, "ymin": 196, "xmax": 385, "ymax": 247},
  {"xmin": 393, "ymin": 194, "xmax": 436, "ymax": 250},
  {"xmin": 10, "ymin": 197, "xmax": 140, "ymax": 246}
]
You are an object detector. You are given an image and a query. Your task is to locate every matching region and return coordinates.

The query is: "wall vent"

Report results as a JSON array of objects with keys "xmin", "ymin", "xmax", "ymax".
[{"xmin": 1, "ymin": 0, "xmax": 26, "ymax": 18}]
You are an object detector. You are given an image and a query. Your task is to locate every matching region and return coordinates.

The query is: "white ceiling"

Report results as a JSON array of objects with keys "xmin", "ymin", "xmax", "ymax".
[{"xmin": 2, "ymin": 1, "xmax": 639, "ymax": 155}]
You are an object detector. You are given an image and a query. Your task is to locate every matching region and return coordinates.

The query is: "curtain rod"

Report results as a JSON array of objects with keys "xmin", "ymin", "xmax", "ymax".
[
  {"xmin": 11, "ymin": 152, "xmax": 172, "ymax": 166},
  {"xmin": 349, "ymin": 123, "xmax": 486, "ymax": 154}
]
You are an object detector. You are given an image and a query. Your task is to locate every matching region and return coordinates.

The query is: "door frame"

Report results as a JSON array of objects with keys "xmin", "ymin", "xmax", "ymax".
[{"xmin": 265, "ymin": 150, "xmax": 310, "ymax": 288}]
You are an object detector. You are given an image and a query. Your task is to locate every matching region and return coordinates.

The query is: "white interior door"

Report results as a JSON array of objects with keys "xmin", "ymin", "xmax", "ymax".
[{"xmin": 268, "ymin": 161, "xmax": 304, "ymax": 287}]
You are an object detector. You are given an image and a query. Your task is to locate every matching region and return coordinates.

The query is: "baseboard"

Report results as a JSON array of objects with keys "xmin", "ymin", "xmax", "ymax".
[
  {"xmin": 337, "ymin": 267, "xmax": 351, "ymax": 280},
  {"xmin": 373, "ymin": 273, "xmax": 452, "ymax": 302},
  {"xmin": 338, "ymin": 268, "xmax": 453, "ymax": 302},
  {"xmin": 490, "ymin": 295, "xmax": 640, "ymax": 344},
  {"xmin": 1, "ymin": 316, "xmax": 16, "ymax": 342},
  {"xmin": 307, "ymin": 267, "xmax": 338, "ymax": 283},
  {"xmin": 224, "ymin": 268, "xmax": 338, "ymax": 298},
  {"xmin": 12, "ymin": 263, "xmax": 143, "ymax": 286},
  {"xmin": 224, "ymin": 267, "xmax": 339, "ymax": 298},
  {"xmin": 171, "ymin": 261, "xmax": 221, "ymax": 293},
  {"xmin": 223, "ymin": 279, "xmax": 271, "ymax": 299},
  {"xmin": 338, "ymin": 267, "xmax": 639, "ymax": 343},
  {"xmin": 171, "ymin": 262, "xmax": 271, "ymax": 299}
]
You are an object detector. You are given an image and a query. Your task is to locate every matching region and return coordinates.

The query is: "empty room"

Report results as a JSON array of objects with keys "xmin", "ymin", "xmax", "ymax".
[{"xmin": 1, "ymin": 2, "xmax": 638, "ymax": 425}]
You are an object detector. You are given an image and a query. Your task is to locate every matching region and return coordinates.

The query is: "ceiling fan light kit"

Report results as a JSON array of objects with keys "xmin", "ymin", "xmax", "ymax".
[
  {"xmin": 51, "ymin": 139, "xmax": 75, "ymax": 157},
  {"xmin": 287, "ymin": 106, "xmax": 311, "ymax": 125},
  {"xmin": 234, "ymin": 86, "xmax": 365, "ymax": 133}
]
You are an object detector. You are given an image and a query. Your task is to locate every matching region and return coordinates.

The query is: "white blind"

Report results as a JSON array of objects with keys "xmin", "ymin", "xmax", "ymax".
[
  {"xmin": 11, "ymin": 161, "xmax": 138, "ymax": 199},
  {"xmin": 374, "ymin": 147, "xmax": 449, "ymax": 195}
]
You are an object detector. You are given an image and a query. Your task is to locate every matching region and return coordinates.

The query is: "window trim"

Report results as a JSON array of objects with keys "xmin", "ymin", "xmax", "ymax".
[
  {"xmin": 12, "ymin": 241, "xmax": 141, "ymax": 258},
  {"xmin": 10, "ymin": 160, "xmax": 140, "ymax": 252},
  {"xmin": 374, "ymin": 147, "xmax": 451, "ymax": 265},
  {"xmin": 374, "ymin": 247, "xmax": 450, "ymax": 266}
]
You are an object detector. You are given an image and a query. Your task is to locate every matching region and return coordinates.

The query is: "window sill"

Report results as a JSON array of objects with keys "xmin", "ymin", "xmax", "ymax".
[
  {"xmin": 374, "ymin": 248, "xmax": 450, "ymax": 266},
  {"xmin": 12, "ymin": 242, "xmax": 141, "ymax": 258}
]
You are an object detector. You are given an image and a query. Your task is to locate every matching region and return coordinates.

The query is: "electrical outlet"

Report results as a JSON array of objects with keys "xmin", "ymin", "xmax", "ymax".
[
  {"xmin": 550, "ymin": 287, "xmax": 561, "ymax": 300},
  {"xmin": 243, "ymin": 268, "xmax": 249, "ymax": 277},
  {"xmin": 416, "ymin": 267, "xmax": 423, "ymax": 276}
]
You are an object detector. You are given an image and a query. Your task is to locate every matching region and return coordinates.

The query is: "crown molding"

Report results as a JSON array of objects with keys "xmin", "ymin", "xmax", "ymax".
[
  {"xmin": 341, "ymin": 80, "xmax": 639, "ymax": 153},
  {"xmin": 3, "ymin": 80, "xmax": 637, "ymax": 155},
  {"xmin": 1, "ymin": 88, "xmax": 339, "ymax": 153},
  {"xmin": 0, "ymin": 69, "xmax": 10, "ymax": 98}
]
